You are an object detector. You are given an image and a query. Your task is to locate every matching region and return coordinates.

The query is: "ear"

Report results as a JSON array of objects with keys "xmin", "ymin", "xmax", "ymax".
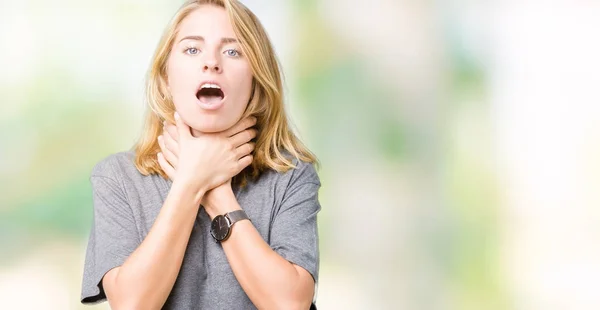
[
  {"xmin": 160, "ymin": 61, "xmax": 171, "ymax": 91},
  {"xmin": 163, "ymin": 74, "xmax": 170, "ymax": 91},
  {"xmin": 158, "ymin": 75, "xmax": 171, "ymax": 100},
  {"xmin": 248, "ymin": 79, "xmax": 256, "ymax": 101}
]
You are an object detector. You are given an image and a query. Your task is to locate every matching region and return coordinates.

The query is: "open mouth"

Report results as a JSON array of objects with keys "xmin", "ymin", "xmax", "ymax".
[{"xmin": 196, "ymin": 85, "xmax": 225, "ymax": 105}]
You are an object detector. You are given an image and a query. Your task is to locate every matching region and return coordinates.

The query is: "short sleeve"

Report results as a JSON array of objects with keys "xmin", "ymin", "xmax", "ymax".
[
  {"xmin": 80, "ymin": 159, "xmax": 140, "ymax": 304},
  {"xmin": 269, "ymin": 161, "xmax": 321, "ymax": 283}
]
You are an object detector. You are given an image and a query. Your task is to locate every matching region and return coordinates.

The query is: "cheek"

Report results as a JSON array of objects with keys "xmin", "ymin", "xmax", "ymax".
[
  {"xmin": 166, "ymin": 58, "xmax": 195, "ymax": 98},
  {"xmin": 167, "ymin": 63, "xmax": 183, "ymax": 88},
  {"xmin": 166, "ymin": 56, "xmax": 176, "ymax": 84},
  {"xmin": 237, "ymin": 67, "xmax": 254, "ymax": 99},
  {"xmin": 243, "ymin": 66, "xmax": 253, "ymax": 86}
]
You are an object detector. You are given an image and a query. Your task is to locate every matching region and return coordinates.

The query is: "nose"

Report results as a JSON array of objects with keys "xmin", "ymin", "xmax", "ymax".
[{"xmin": 202, "ymin": 58, "xmax": 221, "ymax": 73}]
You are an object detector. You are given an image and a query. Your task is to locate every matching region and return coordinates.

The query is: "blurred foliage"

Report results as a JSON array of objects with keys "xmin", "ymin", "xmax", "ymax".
[{"xmin": 0, "ymin": 68, "xmax": 136, "ymax": 263}]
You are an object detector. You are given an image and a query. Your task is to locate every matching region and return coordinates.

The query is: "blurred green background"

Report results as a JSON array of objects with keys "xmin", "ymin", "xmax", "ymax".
[{"xmin": 2, "ymin": 0, "xmax": 600, "ymax": 309}]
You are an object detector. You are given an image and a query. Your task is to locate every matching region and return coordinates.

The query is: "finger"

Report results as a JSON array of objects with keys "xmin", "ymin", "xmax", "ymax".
[
  {"xmin": 235, "ymin": 154, "xmax": 253, "ymax": 174},
  {"xmin": 158, "ymin": 135, "xmax": 178, "ymax": 169},
  {"xmin": 174, "ymin": 112, "xmax": 192, "ymax": 139},
  {"xmin": 224, "ymin": 116, "xmax": 257, "ymax": 137},
  {"xmin": 236, "ymin": 142, "xmax": 255, "ymax": 159},
  {"xmin": 157, "ymin": 152, "xmax": 176, "ymax": 180},
  {"xmin": 230, "ymin": 128, "xmax": 257, "ymax": 148},
  {"xmin": 161, "ymin": 126, "xmax": 179, "ymax": 157},
  {"xmin": 163, "ymin": 121, "xmax": 179, "ymax": 143}
]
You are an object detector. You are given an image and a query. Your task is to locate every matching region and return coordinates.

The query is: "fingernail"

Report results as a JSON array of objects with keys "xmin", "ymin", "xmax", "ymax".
[
  {"xmin": 163, "ymin": 120, "xmax": 167, "ymax": 127},
  {"xmin": 174, "ymin": 112, "xmax": 180, "ymax": 120},
  {"xmin": 158, "ymin": 135, "xmax": 163, "ymax": 142}
]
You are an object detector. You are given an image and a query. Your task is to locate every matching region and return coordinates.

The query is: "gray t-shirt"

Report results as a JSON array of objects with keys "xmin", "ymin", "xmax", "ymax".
[{"xmin": 80, "ymin": 151, "xmax": 321, "ymax": 309}]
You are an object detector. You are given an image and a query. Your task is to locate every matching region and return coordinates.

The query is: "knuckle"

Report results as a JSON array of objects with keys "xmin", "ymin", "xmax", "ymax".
[{"xmin": 228, "ymin": 141, "xmax": 236, "ymax": 150}]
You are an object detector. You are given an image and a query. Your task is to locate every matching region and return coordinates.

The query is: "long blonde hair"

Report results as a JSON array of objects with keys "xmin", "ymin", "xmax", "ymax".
[{"xmin": 133, "ymin": 0, "xmax": 316, "ymax": 185}]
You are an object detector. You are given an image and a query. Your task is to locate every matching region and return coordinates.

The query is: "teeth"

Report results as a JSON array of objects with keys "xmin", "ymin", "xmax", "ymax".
[{"xmin": 200, "ymin": 83, "xmax": 220, "ymax": 89}]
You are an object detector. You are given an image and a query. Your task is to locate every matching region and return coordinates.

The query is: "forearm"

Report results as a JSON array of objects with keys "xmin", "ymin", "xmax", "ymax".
[
  {"xmin": 106, "ymin": 182, "xmax": 204, "ymax": 309},
  {"xmin": 224, "ymin": 221, "xmax": 313, "ymax": 309},
  {"xmin": 206, "ymin": 204, "xmax": 313, "ymax": 310}
]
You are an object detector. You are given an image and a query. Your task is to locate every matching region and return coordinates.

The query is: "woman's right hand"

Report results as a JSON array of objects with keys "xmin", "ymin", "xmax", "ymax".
[{"xmin": 157, "ymin": 112, "xmax": 256, "ymax": 196}]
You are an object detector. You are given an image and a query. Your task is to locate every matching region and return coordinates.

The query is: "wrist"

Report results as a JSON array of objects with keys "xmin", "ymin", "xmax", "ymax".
[
  {"xmin": 204, "ymin": 193, "xmax": 241, "ymax": 220},
  {"xmin": 170, "ymin": 179, "xmax": 207, "ymax": 206}
]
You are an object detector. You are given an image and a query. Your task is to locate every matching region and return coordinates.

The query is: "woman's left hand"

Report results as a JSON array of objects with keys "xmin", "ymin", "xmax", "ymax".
[{"xmin": 159, "ymin": 120, "xmax": 238, "ymax": 217}]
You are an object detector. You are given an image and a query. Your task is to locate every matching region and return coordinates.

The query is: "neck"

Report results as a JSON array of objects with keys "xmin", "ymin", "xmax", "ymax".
[{"xmin": 190, "ymin": 127, "xmax": 229, "ymax": 137}]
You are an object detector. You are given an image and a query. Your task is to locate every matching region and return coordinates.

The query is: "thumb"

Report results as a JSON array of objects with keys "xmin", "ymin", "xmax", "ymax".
[{"xmin": 174, "ymin": 112, "xmax": 191, "ymax": 139}]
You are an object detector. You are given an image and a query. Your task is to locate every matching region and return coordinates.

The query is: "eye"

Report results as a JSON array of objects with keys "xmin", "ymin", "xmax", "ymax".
[
  {"xmin": 184, "ymin": 47, "xmax": 199, "ymax": 55},
  {"xmin": 224, "ymin": 48, "xmax": 241, "ymax": 57}
]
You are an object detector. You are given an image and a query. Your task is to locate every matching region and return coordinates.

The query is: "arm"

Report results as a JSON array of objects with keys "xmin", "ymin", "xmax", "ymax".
[
  {"xmin": 101, "ymin": 182, "xmax": 204, "ymax": 310},
  {"xmin": 98, "ymin": 113, "xmax": 256, "ymax": 309},
  {"xmin": 204, "ymin": 185, "xmax": 316, "ymax": 310},
  {"xmin": 160, "ymin": 116, "xmax": 318, "ymax": 309}
]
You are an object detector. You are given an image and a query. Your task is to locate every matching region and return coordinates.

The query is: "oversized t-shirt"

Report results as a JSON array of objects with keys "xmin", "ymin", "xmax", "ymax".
[{"xmin": 80, "ymin": 151, "xmax": 321, "ymax": 309}]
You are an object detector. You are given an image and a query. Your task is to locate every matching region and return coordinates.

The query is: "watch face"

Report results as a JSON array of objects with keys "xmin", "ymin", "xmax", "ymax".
[{"xmin": 210, "ymin": 215, "xmax": 230, "ymax": 241}]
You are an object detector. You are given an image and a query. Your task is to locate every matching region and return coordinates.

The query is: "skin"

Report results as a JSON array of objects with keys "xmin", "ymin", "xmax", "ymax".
[
  {"xmin": 166, "ymin": 5, "xmax": 253, "ymax": 134},
  {"xmin": 159, "ymin": 117, "xmax": 315, "ymax": 310},
  {"xmin": 100, "ymin": 5, "xmax": 314, "ymax": 310}
]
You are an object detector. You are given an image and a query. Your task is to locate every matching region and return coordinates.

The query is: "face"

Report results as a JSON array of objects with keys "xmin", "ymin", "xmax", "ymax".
[{"xmin": 166, "ymin": 5, "xmax": 253, "ymax": 134}]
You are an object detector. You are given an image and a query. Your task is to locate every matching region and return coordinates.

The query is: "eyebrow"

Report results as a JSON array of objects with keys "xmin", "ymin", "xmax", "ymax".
[{"xmin": 178, "ymin": 35, "xmax": 238, "ymax": 44}]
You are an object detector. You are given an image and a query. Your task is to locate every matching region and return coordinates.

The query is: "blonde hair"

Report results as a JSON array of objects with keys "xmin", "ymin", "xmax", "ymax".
[{"xmin": 133, "ymin": 0, "xmax": 316, "ymax": 185}]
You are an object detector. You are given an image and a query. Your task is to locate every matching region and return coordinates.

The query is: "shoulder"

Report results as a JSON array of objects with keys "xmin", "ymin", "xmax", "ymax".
[
  {"xmin": 91, "ymin": 151, "xmax": 137, "ymax": 180},
  {"xmin": 287, "ymin": 158, "xmax": 320, "ymax": 186},
  {"xmin": 258, "ymin": 156, "xmax": 320, "ymax": 190}
]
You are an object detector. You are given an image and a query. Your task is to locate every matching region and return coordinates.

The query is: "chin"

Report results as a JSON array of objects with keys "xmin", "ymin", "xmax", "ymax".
[
  {"xmin": 188, "ymin": 114, "xmax": 235, "ymax": 134},
  {"xmin": 192, "ymin": 124, "xmax": 226, "ymax": 133},
  {"xmin": 175, "ymin": 98, "xmax": 246, "ymax": 134}
]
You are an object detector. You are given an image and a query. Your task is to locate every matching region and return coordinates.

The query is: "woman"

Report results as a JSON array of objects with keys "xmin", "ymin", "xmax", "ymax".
[{"xmin": 80, "ymin": 0, "xmax": 321, "ymax": 309}]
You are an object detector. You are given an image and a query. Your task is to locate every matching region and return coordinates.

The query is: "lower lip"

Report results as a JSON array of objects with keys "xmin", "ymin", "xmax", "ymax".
[{"xmin": 196, "ymin": 96, "xmax": 226, "ymax": 111}]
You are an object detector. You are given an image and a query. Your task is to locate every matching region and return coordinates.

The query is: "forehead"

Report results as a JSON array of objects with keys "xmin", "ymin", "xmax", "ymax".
[{"xmin": 175, "ymin": 5, "xmax": 237, "ymax": 41}]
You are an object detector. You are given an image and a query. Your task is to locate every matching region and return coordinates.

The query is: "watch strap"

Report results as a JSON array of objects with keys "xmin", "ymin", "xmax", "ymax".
[{"xmin": 226, "ymin": 210, "xmax": 249, "ymax": 226}]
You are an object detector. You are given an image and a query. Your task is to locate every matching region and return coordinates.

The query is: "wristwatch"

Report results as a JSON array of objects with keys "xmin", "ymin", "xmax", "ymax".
[{"xmin": 210, "ymin": 210, "xmax": 249, "ymax": 242}]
